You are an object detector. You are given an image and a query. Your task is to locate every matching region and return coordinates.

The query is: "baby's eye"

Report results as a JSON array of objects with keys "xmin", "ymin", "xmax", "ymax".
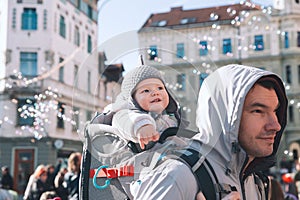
[
  {"xmin": 142, "ymin": 89, "xmax": 150, "ymax": 93},
  {"xmin": 158, "ymin": 86, "xmax": 164, "ymax": 90}
]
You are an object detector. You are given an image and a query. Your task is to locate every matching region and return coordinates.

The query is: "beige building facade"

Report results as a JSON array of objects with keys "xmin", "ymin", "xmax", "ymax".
[{"xmin": 0, "ymin": 0, "xmax": 121, "ymax": 194}]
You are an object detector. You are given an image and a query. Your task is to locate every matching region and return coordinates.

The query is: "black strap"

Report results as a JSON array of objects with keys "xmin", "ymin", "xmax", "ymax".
[
  {"xmin": 196, "ymin": 161, "xmax": 217, "ymax": 200},
  {"xmin": 79, "ymin": 129, "xmax": 91, "ymax": 200},
  {"xmin": 173, "ymin": 148, "xmax": 219, "ymax": 200},
  {"xmin": 255, "ymin": 171, "xmax": 270, "ymax": 200}
]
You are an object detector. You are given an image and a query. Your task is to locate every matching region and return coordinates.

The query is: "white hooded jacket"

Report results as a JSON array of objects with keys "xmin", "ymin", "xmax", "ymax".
[
  {"xmin": 192, "ymin": 64, "xmax": 287, "ymax": 199},
  {"xmin": 133, "ymin": 64, "xmax": 287, "ymax": 200}
]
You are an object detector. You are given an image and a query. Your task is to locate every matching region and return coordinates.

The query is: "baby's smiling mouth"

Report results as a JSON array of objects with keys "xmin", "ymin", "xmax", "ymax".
[{"xmin": 151, "ymin": 98, "xmax": 161, "ymax": 103}]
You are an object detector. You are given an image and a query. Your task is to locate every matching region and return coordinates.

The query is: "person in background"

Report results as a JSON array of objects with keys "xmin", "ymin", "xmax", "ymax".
[
  {"xmin": 294, "ymin": 161, "xmax": 300, "ymax": 199},
  {"xmin": 46, "ymin": 161, "xmax": 61, "ymax": 191},
  {"xmin": 63, "ymin": 152, "xmax": 82, "ymax": 200},
  {"xmin": 24, "ymin": 165, "xmax": 49, "ymax": 200},
  {"xmin": 45, "ymin": 165, "xmax": 56, "ymax": 190},
  {"xmin": 1, "ymin": 166, "xmax": 14, "ymax": 190},
  {"xmin": 269, "ymin": 177, "xmax": 285, "ymax": 200},
  {"xmin": 54, "ymin": 167, "xmax": 68, "ymax": 200},
  {"xmin": 24, "ymin": 165, "xmax": 44, "ymax": 200},
  {"xmin": 39, "ymin": 190, "xmax": 61, "ymax": 200}
]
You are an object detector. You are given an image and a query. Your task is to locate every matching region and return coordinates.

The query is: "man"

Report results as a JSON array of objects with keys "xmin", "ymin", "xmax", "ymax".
[
  {"xmin": 132, "ymin": 64, "xmax": 287, "ymax": 199},
  {"xmin": 1, "ymin": 166, "xmax": 13, "ymax": 190}
]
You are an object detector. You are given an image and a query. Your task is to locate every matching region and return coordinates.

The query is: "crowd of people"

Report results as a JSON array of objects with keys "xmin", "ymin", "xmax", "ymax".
[
  {"xmin": 0, "ymin": 152, "xmax": 82, "ymax": 200},
  {"xmin": 23, "ymin": 152, "xmax": 81, "ymax": 200}
]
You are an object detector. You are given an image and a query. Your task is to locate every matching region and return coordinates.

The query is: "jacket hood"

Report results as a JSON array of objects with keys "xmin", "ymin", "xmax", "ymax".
[{"xmin": 193, "ymin": 64, "xmax": 287, "ymax": 174}]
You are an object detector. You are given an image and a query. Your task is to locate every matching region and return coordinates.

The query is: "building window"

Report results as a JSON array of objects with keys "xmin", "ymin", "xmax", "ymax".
[
  {"xmin": 151, "ymin": 20, "xmax": 167, "ymax": 27},
  {"xmin": 148, "ymin": 45, "xmax": 158, "ymax": 60},
  {"xmin": 76, "ymin": 0, "xmax": 81, "ymax": 9},
  {"xmin": 57, "ymin": 102, "xmax": 65, "ymax": 128},
  {"xmin": 176, "ymin": 74, "xmax": 186, "ymax": 91},
  {"xmin": 87, "ymin": 71, "xmax": 91, "ymax": 93},
  {"xmin": 74, "ymin": 26, "xmax": 80, "ymax": 46},
  {"xmin": 59, "ymin": 57, "xmax": 64, "ymax": 83},
  {"xmin": 199, "ymin": 73, "xmax": 209, "ymax": 87},
  {"xmin": 199, "ymin": 41, "xmax": 208, "ymax": 56},
  {"xmin": 87, "ymin": 5, "xmax": 93, "ymax": 19},
  {"xmin": 222, "ymin": 38, "xmax": 232, "ymax": 54},
  {"xmin": 180, "ymin": 17, "xmax": 196, "ymax": 24},
  {"xmin": 297, "ymin": 32, "xmax": 300, "ymax": 47},
  {"xmin": 74, "ymin": 65, "xmax": 78, "ymax": 87},
  {"xmin": 286, "ymin": 65, "xmax": 292, "ymax": 84},
  {"xmin": 20, "ymin": 52, "xmax": 37, "ymax": 77},
  {"xmin": 284, "ymin": 32, "xmax": 289, "ymax": 48},
  {"xmin": 43, "ymin": 9, "xmax": 47, "ymax": 30},
  {"xmin": 87, "ymin": 35, "xmax": 92, "ymax": 53},
  {"xmin": 21, "ymin": 8, "xmax": 37, "ymax": 30},
  {"xmin": 176, "ymin": 43, "xmax": 184, "ymax": 58},
  {"xmin": 289, "ymin": 105, "xmax": 294, "ymax": 123},
  {"xmin": 17, "ymin": 98, "xmax": 35, "ymax": 126},
  {"xmin": 254, "ymin": 35, "xmax": 264, "ymax": 51},
  {"xmin": 72, "ymin": 107, "xmax": 79, "ymax": 132},
  {"xmin": 59, "ymin": 15, "xmax": 66, "ymax": 38},
  {"xmin": 12, "ymin": 8, "xmax": 16, "ymax": 29}
]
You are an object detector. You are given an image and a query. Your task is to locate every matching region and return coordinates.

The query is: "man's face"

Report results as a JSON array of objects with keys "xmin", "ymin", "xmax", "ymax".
[
  {"xmin": 134, "ymin": 78, "xmax": 169, "ymax": 114},
  {"xmin": 238, "ymin": 83, "xmax": 281, "ymax": 160}
]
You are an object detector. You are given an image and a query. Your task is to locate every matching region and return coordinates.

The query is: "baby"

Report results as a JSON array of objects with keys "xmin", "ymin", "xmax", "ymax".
[{"xmin": 110, "ymin": 65, "xmax": 183, "ymax": 150}]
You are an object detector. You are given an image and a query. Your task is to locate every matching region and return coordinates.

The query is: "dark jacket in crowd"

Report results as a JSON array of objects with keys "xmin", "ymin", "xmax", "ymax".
[
  {"xmin": 0, "ymin": 172, "xmax": 13, "ymax": 190},
  {"xmin": 64, "ymin": 172, "xmax": 80, "ymax": 200}
]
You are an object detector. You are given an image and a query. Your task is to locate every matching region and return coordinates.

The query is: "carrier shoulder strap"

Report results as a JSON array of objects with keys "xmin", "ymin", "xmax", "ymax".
[
  {"xmin": 79, "ymin": 127, "xmax": 92, "ymax": 200},
  {"xmin": 173, "ymin": 148, "xmax": 220, "ymax": 200},
  {"xmin": 173, "ymin": 147, "xmax": 238, "ymax": 200}
]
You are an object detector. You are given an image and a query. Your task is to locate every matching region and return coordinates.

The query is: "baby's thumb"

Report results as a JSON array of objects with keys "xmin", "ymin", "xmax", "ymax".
[{"xmin": 152, "ymin": 132, "xmax": 160, "ymax": 141}]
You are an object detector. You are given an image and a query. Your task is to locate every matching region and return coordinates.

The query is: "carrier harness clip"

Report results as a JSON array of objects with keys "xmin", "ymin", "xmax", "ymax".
[{"xmin": 91, "ymin": 165, "xmax": 134, "ymax": 190}]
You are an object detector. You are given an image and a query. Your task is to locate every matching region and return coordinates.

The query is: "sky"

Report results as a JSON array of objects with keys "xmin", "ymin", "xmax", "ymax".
[{"xmin": 97, "ymin": 0, "xmax": 274, "ymax": 72}]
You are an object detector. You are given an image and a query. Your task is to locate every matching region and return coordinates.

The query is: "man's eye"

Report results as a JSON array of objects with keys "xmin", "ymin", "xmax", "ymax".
[{"xmin": 253, "ymin": 109, "xmax": 263, "ymax": 113}]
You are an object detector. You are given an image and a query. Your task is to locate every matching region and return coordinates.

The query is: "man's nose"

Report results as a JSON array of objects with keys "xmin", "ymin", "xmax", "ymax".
[{"xmin": 266, "ymin": 114, "xmax": 281, "ymax": 132}]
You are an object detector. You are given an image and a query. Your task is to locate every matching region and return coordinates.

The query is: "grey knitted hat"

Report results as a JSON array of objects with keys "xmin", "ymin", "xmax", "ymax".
[
  {"xmin": 121, "ymin": 65, "xmax": 165, "ymax": 98},
  {"xmin": 115, "ymin": 65, "xmax": 178, "ymax": 113}
]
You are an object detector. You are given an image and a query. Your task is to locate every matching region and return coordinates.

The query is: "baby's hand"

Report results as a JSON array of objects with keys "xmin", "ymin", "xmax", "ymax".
[{"xmin": 137, "ymin": 124, "xmax": 160, "ymax": 149}]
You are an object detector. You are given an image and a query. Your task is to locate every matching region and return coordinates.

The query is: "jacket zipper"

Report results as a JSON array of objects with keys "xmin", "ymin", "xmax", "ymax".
[{"xmin": 239, "ymin": 157, "xmax": 249, "ymax": 200}]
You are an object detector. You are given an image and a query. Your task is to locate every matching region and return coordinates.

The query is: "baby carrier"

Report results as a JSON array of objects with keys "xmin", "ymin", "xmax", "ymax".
[{"xmin": 79, "ymin": 110, "xmax": 266, "ymax": 200}]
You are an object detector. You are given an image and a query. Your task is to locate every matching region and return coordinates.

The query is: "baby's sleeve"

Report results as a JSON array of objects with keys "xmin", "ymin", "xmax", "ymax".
[{"xmin": 112, "ymin": 109, "xmax": 156, "ymax": 142}]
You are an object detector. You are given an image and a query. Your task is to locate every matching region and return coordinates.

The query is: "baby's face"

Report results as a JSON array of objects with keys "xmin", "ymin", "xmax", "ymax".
[{"xmin": 133, "ymin": 78, "xmax": 169, "ymax": 114}]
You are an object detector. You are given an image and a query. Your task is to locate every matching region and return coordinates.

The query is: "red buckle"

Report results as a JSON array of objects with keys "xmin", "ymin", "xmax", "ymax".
[
  {"xmin": 104, "ymin": 168, "xmax": 118, "ymax": 179},
  {"xmin": 119, "ymin": 165, "xmax": 134, "ymax": 177},
  {"xmin": 90, "ymin": 165, "xmax": 134, "ymax": 178}
]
